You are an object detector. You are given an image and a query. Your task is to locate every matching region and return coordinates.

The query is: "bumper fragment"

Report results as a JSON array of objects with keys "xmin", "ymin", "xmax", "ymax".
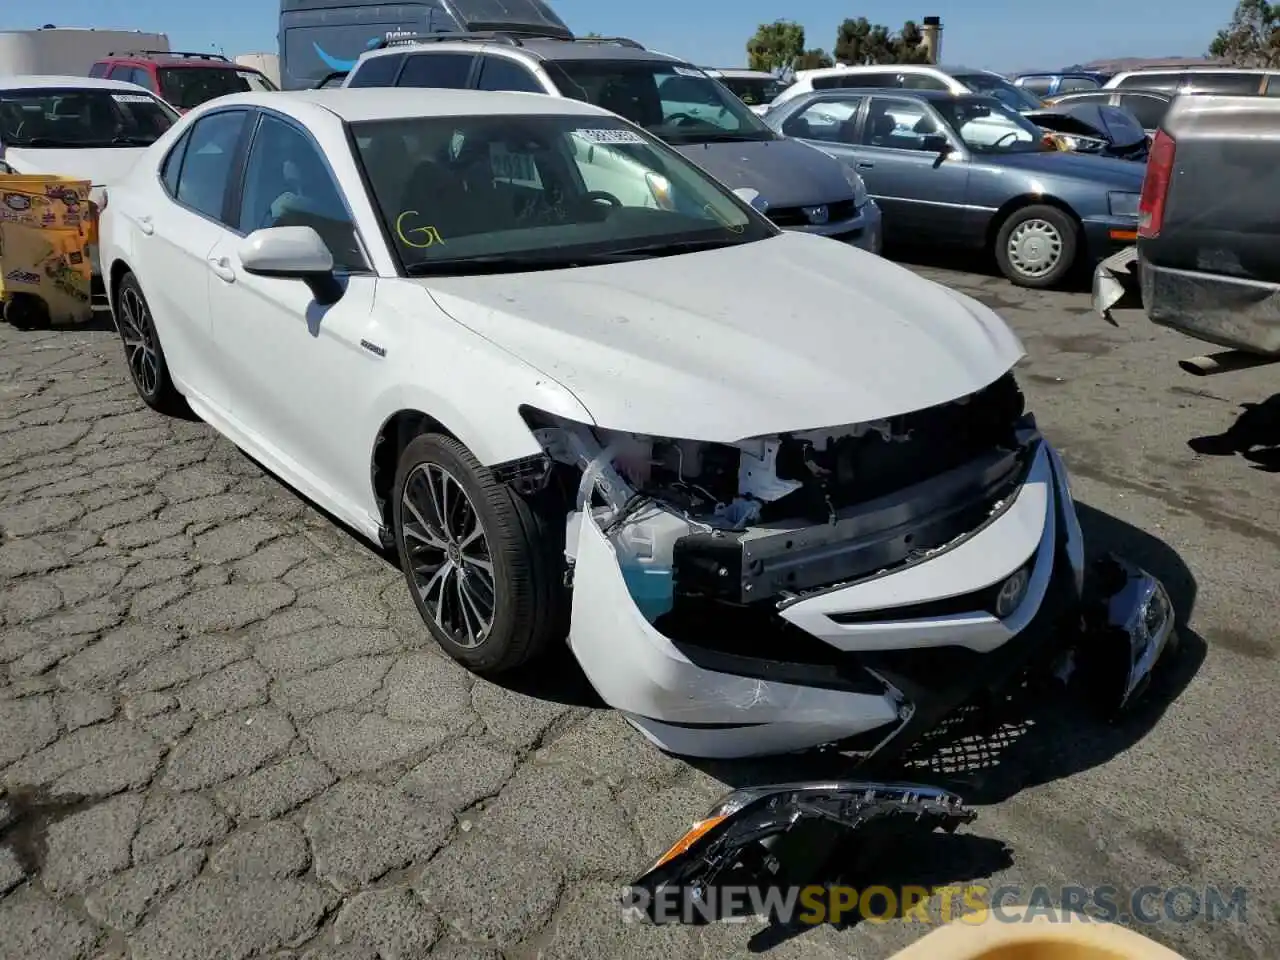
[{"xmin": 1092, "ymin": 244, "xmax": 1139, "ymax": 320}]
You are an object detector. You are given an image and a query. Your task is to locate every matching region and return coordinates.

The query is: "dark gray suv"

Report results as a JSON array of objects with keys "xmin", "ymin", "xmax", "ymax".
[{"xmin": 341, "ymin": 33, "xmax": 884, "ymax": 252}]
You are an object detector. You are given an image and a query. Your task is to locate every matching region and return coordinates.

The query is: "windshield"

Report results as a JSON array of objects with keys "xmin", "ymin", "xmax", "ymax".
[
  {"xmin": 158, "ymin": 67, "xmax": 277, "ymax": 110},
  {"xmin": 952, "ymin": 72, "xmax": 1043, "ymax": 112},
  {"xmin": 542, "ymin": 60, "xmax": 777, "ymax": 144},
  {"xmin": 718, "ymin": 75, "xmax": 788, "ymax": 107},
  {"xmin": 352, "ymin": 113, "xmax": 775, "ymax": 274},
  {"xmin": 0, "ymin": 87, "xmax": 177, "ymax": 148},
  {"xmin": 932, "ymin": 96, "xmax": 1048, "ymax": 153}
]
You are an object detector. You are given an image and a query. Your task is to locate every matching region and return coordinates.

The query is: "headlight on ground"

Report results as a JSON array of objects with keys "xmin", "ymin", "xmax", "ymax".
[{"xmin": 1108, "ymin": 191, "xmax": 1140, "ymax": 218}]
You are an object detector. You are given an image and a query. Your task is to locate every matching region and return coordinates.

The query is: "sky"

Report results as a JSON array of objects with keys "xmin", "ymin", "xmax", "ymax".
[{"xmin": 3, "ymin": 1, "xmax": 1234, "ymax": 73}]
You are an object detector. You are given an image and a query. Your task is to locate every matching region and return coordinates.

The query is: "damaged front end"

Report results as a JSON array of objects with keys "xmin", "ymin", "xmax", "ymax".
[
  {"xmin": 515, "ymin": 370, "xmax": 1177, "ymax": 761},
  {"xmin": 626, "ymin": 781, "xmax": 975, "ymax": 924}
]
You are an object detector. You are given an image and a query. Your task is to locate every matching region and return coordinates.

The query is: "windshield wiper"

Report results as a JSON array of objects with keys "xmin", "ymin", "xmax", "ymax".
[
  {"xmin": 404, "ymin": 254, "xmax": 604, "ymax": 276},
  {"xmin": 3, "ymin": 137, "xmax": 88, "ymax": 148},
  {"xmin": 106, "ymin": 135, "xmax": 156, "ymax": 146},
  {"xmin": 602, "ymin": 237, "xmax": 749, "ymax": 258}
]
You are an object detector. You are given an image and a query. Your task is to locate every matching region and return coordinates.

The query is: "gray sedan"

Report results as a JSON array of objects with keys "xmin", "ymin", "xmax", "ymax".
[{"xmin": 763, "ymin": 89, "xmax": 1147, "ymax": 288}]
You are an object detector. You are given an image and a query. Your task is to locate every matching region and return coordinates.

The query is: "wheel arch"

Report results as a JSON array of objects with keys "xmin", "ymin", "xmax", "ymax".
[
  {"xmin": 370, "ymin": 409, "xmax": 458, "ymax": 540},
  {"xmin": 986, "ymin": 193, "xmax": 1082, "ymax": 250},
  {"xmin": 107, "ymin": 257, "xmax": 133, "ymax": 316}
]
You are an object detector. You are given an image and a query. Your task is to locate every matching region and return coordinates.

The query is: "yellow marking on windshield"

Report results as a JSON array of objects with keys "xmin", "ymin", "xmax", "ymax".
[{"xmin": 395, "ymin": 211, "xmax": 445, "ymax": 248}]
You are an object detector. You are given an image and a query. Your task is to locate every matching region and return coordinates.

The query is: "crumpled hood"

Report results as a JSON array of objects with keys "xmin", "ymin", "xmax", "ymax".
[
  {"xmin": 2, "ymin": 147, "xmax": 145, "ymax": 190},
  {"xmin": 419, "ymin": 231, "xmax": 1025, "ymax": 442},
  {"xmin": 671, "ymin": 137, "xmax": 855, "ymax": 209},
  {"xmin": 992, "ymin": 149, "xmax": 1147, "ymax": 189}
]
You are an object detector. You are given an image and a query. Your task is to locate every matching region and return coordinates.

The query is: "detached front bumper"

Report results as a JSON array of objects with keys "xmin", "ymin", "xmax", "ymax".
[{"xmin": 566, "ymin": 441, "xmax": 1174, "ymax": 760}]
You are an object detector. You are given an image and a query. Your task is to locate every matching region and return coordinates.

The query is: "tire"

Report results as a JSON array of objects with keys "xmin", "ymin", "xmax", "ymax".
[
  {"xmin": 392, "ymin": 433, "xmax": 563, "ymax": 675},
  {"xmin": 114, "ymin": 272, "xmax": 186, "ymax": 415},
  {"xmin": 3, "ymin": 293, "xmax": 51, "ymax": 330},
  {"xmin": 994, "ymin": 204, "xmax": 1079, "ymax": 289}
]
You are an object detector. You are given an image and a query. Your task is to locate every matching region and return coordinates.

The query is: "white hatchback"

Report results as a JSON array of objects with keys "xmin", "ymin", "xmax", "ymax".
[{"xmin": 98, "ymin": 88, "xmax": 1175, "ymax": 761}]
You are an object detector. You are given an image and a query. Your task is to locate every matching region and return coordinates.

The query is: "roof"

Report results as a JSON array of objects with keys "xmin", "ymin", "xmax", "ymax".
[
  {"xmin": 360, "ymin": 36, "xmax": 682, "ymax": 65},
  {"xmin": 708, "ymin": 68, "xmax": 774, "ymax": 78},
  {"xmin": 197, "ymin": 87, "xmax": 618, "ymax": 123},
  {"xmin": 100, "ymin": 51, "xmax": 248, "ymax": 68},
  {"xmin": 0, "ymin": 74, "xmax": 156, "ymax": 92},
  {"xmin": 1112, "ymin": 65, "xmax": 1273, "ymax": 76},
  {"xmin": 782, "ymin": 87, "xmax": 995, "ymax": 104}
]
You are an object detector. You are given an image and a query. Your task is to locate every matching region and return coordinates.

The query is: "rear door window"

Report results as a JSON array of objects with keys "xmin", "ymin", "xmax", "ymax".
[
  {"xmin": 1115, "ymin": 72, "xmax": 1179, "ymax": 93},
  {"xmin": 1117, "ymin": 94, "xmax": 1170, "ymax": 130},
  {"xmin": 1057, "ymin": 76, "xmax": 1100, "ymax": 93},
  {"xmin": 1019, "ymin": 76, "xmax": 1054, "ymax": 96},
  {"xmin": 475, "ymin": 55, "xmax": 543, "ymax": 93},
  {"xmin": 173, "ymin": 110, "xmax": 249, "ymax": 225},
  {"xmin": 1181, "ymin": 72, "xmax": 1265, "ymax": 95},
  {"xmin": 348, "ymin": 53, "xmax": 406, "ymax": 87},
  {"xmin": 1265, "ymin": 75, "xmax": 1280, "ymax": 96},
  {"xmin": 397, "ymin": 53, "xmax": 477, "ymax": 89}
]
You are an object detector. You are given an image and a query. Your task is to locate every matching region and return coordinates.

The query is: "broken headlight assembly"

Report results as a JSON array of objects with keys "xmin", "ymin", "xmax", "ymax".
[{"xmin": 627, "ymin": 781, "xmax": 976, "ymax": 923}]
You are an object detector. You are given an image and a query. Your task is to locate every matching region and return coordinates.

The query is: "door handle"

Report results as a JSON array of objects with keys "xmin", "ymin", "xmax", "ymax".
[
  {"xmin": 136, "ymin": 215, "xmax": 154, "ymax": 235},
  {"xmin": 856, "ymin": 161, "xmax": 875, "ymax": 169},
  {"xmin": 207, "ymin": 256, "xmax": 235, "ymax": 283}
]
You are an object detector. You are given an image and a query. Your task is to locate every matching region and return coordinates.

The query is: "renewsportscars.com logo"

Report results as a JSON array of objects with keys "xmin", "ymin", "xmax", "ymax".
[{"xmin": 621, "ymin": 883, "xmax": 1250, "ymax": 927}]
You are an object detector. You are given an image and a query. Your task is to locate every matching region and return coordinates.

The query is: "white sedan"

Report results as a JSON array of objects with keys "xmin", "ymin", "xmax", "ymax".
[
  {"xmin": 98, "ymin": 88, "xmax": 1175, "ymax": 760},
  {"xmin": 0, "ymin": 74, "xmax": 180, "ymax": 293}
]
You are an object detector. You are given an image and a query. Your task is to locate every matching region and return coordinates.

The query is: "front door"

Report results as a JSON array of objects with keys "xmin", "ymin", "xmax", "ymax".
[
  {"xmin": 205, "ymin": 111, "xmax": 381, "ymax": 515},
  {"xmin": 848, "ymin": 96, "xmax": 972, "ymax": 243}
]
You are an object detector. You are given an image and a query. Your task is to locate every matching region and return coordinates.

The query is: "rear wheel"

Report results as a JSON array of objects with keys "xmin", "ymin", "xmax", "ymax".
[
  {"xmin": 392, "ymin": 433, "xmax": 562, "ymax": 675},
  {"xmin": 115, "ymin": 272, "xmax": 185, "ymax": 415},
  {"xmin": 994, "ymin": 204, "xmax": 1079, "ymax": 289}
]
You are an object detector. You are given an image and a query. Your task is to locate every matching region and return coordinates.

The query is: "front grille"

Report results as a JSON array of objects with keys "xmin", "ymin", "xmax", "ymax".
[{"xmin": 768, "ymin": 198, "xmax": 860, "ymax": 228}]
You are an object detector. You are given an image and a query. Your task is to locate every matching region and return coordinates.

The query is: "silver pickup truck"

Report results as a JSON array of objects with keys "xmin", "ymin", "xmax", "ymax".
[{"xmin": 1094, "ymin": 93, "xmax": 1280, "ymax": 375}]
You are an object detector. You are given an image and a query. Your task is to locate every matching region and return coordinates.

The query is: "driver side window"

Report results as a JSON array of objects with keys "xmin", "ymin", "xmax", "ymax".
[
  {"xmin": 237, "ymin": 113, "xmax": 366, "ymax": 272},
  {"xmin": 860, "ymin": 98, "xmax": 941, "ymax": 150}
]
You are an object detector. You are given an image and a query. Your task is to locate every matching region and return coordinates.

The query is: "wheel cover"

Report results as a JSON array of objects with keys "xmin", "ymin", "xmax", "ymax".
[
  {"xmin": 118, "ymin": 286, "xmax": 159, "ymax": 396},
  {"xmin": 400, "ymin": 463, "xmax": 497, "ymax": 648},
  {"xmin": 1006, "ymin": 218, "xmax": 1063, "ymax": 278}
]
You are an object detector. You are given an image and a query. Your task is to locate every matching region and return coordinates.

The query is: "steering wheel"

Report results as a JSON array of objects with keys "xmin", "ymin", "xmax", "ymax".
[
  {"xmin": 992, "ymin": 130, "xmax": 1021, "ymax": 148},
  {"xmin": 665, "ymin": 112, "xmax": 700, "ymax": 126},
  {"xmin": 585, "ymin": 190, "xmax": 622, "ymax": 207}
]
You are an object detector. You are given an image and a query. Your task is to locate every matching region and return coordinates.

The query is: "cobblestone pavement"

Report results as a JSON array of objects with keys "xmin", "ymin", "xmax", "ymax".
[{"xmin": 1, "ymin": 265, "xmax": 1277, "ymax": 960}]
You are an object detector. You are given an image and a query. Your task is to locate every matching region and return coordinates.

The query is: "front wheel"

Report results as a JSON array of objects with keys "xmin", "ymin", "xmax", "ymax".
[
  {"xmin": 994, "ymin": 204, "xmax": 1079, "ymax": 289},
  {"xmin": 392, "ymin": 433, "xmax": 563, "ymax": 675}
]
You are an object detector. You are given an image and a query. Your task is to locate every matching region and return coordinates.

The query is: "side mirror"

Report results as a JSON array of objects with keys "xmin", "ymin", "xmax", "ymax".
[
  {"xmin": 733, "ymin": 186, "xmax": 769, "ymax": 215},
  {"xmin": 920, "ymin": 133, "xmax": 952, "ymax": 154},
  {"xmin": 238, "ymin": 226, "xmax": 343, "ymax": 305}
]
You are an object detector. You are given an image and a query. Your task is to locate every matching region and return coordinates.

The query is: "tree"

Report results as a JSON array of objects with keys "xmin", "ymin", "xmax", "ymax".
[
  {"xmin": 746, "ymin": 20, "xmax": 806, "ymax": 72},
  {"xmin": 833, "ymin": 17, "xmax": 931, "ymax": 66},
  {"xmin": 795, "ymin": 49, "xmax": 835, "ymax": 70},
  {"xmin": 1209, "ymin": 0, "xmax": 1280, "ymax": 65}
]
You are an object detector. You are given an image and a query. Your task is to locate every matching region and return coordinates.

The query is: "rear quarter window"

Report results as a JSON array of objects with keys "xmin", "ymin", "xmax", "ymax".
[
  {"xmin": 89, "ymin": 63, "xmax": 110, "ymax": 78},
  {"xmin": 1182, "ymin": 72, "xmax": 1265, "ymax": 95},
  {"xmin": 349, "ymin": 53, "xmax": 406, "ymax": 87}
]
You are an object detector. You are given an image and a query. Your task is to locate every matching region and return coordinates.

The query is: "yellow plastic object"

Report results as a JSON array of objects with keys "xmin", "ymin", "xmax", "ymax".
[
  {"xmin": 887, "ymin": 907, "xmax": 1187, "ymax": 960},
  {"xmin": 0, "ymin": 174, "xmax": 96, "ymax": 326}
]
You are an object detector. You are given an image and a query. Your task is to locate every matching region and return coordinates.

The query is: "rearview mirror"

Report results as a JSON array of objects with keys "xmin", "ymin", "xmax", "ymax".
[
  {"xmin": 920, "ymin": 133, "xmax": 951, "ymax": 154},
  {"xmin": 238, "ymin": 226, "xmax": 343, "ymax": 305}
]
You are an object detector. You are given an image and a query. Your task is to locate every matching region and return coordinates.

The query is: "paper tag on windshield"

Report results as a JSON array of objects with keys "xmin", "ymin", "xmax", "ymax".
[
  {"xmin": 672, "ymin": 66, "xmax": 705, "ymax": 77},
  {"xmin": 111, "ymin": 94, "xmax": 153, "ymax": 103},
  {"xmin": 573, "ymin": 128, "xmax": 646, "ymax": 144}
]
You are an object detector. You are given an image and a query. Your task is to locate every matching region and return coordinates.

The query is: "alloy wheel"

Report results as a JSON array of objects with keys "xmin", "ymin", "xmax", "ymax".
[
  {"xmin": 118, "ymin": 286, "xmax": 159, "ymax": 397},
  {"xmin": 400, "ymin": 463, "xmax": 497, "ymax": 648},
  {"xmin": 1006, "ymin": 219, "xmax": 1063, "ymax": 279}
]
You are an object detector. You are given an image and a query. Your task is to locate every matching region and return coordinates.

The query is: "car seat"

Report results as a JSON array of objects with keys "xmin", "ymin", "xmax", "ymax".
[
  {"xmin": 867, "ymin": 112, "xmax": 896, "ymax": 145},
  {"xmin": 780, "ymin": 114, "xmax": 811, "ymax": 138}
]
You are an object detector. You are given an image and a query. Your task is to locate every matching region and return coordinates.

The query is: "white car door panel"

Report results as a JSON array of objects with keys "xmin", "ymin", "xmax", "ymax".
[
  {"xmin": 208, "ymin": 111, "xmax": 382, "ymax": 518},
  {"xmin": 205, "ymin": 251, "xmax": 381, "ymax": 520}
]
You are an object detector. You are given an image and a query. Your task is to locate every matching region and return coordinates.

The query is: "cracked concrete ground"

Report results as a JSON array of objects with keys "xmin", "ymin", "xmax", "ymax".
[{"xmin": 0, "ymin": 265, "xmax": 1277, "ymax": 960}]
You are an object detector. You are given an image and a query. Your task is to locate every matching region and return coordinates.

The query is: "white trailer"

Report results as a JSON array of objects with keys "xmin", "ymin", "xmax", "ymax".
[
  {"xmin": 235, "ymin": 53, "xmax": 280, "ymax": 87},
  {"xmin": 0, "ymin": 27, "xmax": 170, "ymax": 77}
]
